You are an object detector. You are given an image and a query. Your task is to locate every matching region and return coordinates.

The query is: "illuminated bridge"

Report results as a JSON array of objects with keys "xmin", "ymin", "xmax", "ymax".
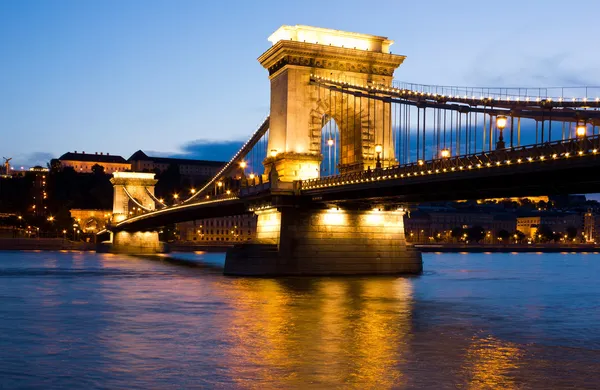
[{"xmin": 103, "ymin": 25, "xmax": 600, "ymax": 276}]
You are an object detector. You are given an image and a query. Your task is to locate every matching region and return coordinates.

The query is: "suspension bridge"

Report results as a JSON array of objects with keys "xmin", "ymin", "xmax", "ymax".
[{"xmin": 101, "ymin": 25, "xmax": 600, "ymax": 276}]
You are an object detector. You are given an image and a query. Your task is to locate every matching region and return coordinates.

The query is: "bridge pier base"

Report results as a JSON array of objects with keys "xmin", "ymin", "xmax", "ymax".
[
  {"xmin": 103, "ymin": 231, "xmax": 169, "ymax": 254},
  {"xmin": 225, "ymin": 206, "xmax": 422, "ymax": 276}
]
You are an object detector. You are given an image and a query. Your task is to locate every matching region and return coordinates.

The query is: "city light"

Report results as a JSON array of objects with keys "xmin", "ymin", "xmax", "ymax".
[
  {"xmin": 173, "ymin": 193, "xmax": 179, "ymax": 199},
  {"xmin": 374, "ymin": 144, "xmax": 383, "ymax": 154},
  {"xmin": 440, "ymin": 149, "xmax": 450, "ymax": 158},
  {"xmin": 239, "ymin": 161, "xmax": 247, "ymax": 169},
  {"xmin": 576, "ymin": 123, "xmax": 586, "ymax": 137},
  {"xmin": 327, "ymin": 139, "xmax": 334, "ymax": 146},
  {"xmin": 190, "ymin": 188, "xmax": 196, "ymax": 194},
  {"xmin": 249, "ymin": 173, "xmax": 255, "ymax": 179},
  {"xmin": 270, "ymin": 149, "xmax": 278, "ymax": 158}
]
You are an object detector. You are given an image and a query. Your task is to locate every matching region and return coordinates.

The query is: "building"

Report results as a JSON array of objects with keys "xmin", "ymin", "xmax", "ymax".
[
  {"xmin": 69, "ymin": 209, "xmax": 112, "ymax": 234},
  {"xmin": 583, "ymin": 211, "xmax": 600, "ymax": 243},
  {"xmin": 404, "ymin": 208, "xmax": 517, "ymax": 243},
  {"xmin": 516, "ymin": 212, "xmax": 583, "ymax": 239},
  {"xmin": 177, "ymin": 214, "xmax": 257, "ymax": 243},
  {"xmin": 128, "ymin": 150, "xmax": 225, "ymax": 184},
  {"xmin": 58, "ymin": 151, "xmax": 130, "ymax": 173}
]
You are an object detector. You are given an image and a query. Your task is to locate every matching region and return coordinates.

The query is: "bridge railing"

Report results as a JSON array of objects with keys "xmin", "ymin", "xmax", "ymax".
[
  {"xmin": 300, "ymin": 135, "xmax": 600, "ymax": 191},
  {"xmin": 393, "ymin": 81, "xmax": 600, "ymax": 103}
]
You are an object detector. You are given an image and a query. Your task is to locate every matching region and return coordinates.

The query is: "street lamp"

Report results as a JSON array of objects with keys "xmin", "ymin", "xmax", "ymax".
[
  {"xmin": 327, "ymin": 139, "xmax": 334, "ymax": 174},
  {"xmin": 576, "ymin": 123, "xmax": 587, "ymax": 138},
  {"xmin": 440, "ymin": 148, "xmax": 451, "ymax": 158},
  {"xmin": 496, "ymin": 115, "xmax": 507, "ymax": 149},
  {"xmin": 270, "ymin": 149, "xmax": 278, "ymax": 158},
  {"xmin": 375, "ymin": 144, "xmax": 383, "ymax": 169}
]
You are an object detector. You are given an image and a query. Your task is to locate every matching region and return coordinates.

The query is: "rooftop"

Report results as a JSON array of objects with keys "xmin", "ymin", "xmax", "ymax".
[
  {"xmin": 128, "ymin": 150, "xmax": 226, "ymax": 167},
  {"xmin": 59, "ymin": 152, "xmax": 128, "ymax": 164}
]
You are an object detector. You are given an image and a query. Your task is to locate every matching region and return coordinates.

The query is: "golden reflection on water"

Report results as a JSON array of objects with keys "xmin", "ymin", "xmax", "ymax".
[
  {"xmin": 222, "ymin": 277, "xmax": 414, "ymax": 389},
  {"xmin": 464, "ymin": 335, "xmax": 523, "ymax": 390}
]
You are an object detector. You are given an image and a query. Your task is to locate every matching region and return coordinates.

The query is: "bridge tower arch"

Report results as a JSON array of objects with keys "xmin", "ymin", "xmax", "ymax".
[
  {"xmin": 110, "ymin": 172, "xmax": 158, "ymax": 223},
  {"xmin": 258, "ymin": 25, "xmax": 405, "ymax": 181}
]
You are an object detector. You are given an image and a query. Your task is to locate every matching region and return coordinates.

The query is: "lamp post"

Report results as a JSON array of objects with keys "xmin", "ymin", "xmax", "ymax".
[
  {"xmin": 496, "ymin": 115, "xmax": 507, "ymax": 150},
  {"xmin": 576, "ymin": 123, "xmax": 587, "ymax": 138},
  {"xmin": 375, "ymin": 144, "xmax": 383, "ymax": 169},
  {"xmin": 440, "ymin": 148, "xmax": 450, "ymax": 158},
  {"xmin": 327, "ymin": 139, "xmax": 334, "ymax": 175}
]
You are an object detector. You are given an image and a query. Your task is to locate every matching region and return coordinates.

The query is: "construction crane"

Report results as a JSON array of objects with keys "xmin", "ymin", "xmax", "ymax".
[{"xmin": 2, "ymin": 157, "xmax": 12, "ymax": 175}]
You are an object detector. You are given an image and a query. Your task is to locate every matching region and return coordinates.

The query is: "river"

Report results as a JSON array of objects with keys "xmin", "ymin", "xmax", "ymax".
[{"xmin": 0, "ymin": 251, "xmax": 598, "ymax": 389}]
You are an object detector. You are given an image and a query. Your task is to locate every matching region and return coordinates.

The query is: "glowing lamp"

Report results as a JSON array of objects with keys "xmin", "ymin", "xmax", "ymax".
[
  {"xmin": 418, "ymin": 159, "xmax": 424, "ymax": 166},
  {"xmin": 173, "ymin": 193, "xmax": 179, "ymax": 199},
  {"xmin": 249, "ymin": 173, "xmax": 255, "ymax": 179},
  {"xmin": 374, "ymin": 144, "xmax": 383, "ymax": 154},
  {"xmin": 576, "ymin": 124, "xmax": 586, "ymax": 138},
  {"xmin": 496, "ymin": 115, "xmax": 507, "ymax": 130},
  {"xmin": 270, "ymin": 149, "xmax": 278, "ymax": 158},
  {"xmin": 239, "ymin": 161, "xmax": 247, "ymax": 169},
  {"xmin": 327, "ymin": 139, "xmax": 334, "ymax": 146},
  {"xmin": 440, "ymin": 149, "xmax": 450, "ymax": 158},
  {"xmin": 217, "ymin": 181, "xmax": 223, "ymax": 187}
]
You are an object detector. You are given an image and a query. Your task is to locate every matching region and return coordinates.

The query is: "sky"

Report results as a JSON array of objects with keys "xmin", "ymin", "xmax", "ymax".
[{"xmin": 2, "ymin": 0, "xmax": 600, "ymax": 167}]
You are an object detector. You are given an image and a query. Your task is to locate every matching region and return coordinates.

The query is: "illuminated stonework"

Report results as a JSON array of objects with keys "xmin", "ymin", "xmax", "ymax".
[
  {"xmin": 259, "ymin": 25, "xmax": 405, "ymax": 180},
  {"xmin": 110, "ymin": 172, "xmax": 158, "ymax": 223},
  {"xmin": 225, "ymin": 206, "xmax": 422, "ymax": 275}
]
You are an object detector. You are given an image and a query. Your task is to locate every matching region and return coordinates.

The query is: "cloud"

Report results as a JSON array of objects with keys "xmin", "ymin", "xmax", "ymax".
[
  {"xmin": 464, "ymin": 51, "xmax": 600, "ymax": 91},
  {"xmin": 9, "ymin": 152, "xmax": 55, "ymax": 169},
  {"xmin": 169, "ymin": 139, "xmax": 245, "ymax": 161}
]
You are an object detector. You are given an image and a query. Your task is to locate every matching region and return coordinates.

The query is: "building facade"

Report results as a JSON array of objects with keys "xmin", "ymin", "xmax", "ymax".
[
  {"xmin": 516, "ymin": 213, "xmax": 583, "ymax": 239},
  {"xmin": 128, "ymin": 150, "xmax": 225, "ymax": 183},
  {"xmin": 58, "ymin": 151, "xmax": 130, "ymax": 173},
  {"xmin": 177, "ymin": 214, "xmax": 257, "ymax": 243}
]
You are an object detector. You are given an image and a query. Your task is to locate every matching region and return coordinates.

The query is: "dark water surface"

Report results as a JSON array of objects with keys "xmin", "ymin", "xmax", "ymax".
[{"xmin": 0, "ymin": 251, "xmax": 598, "ymax": 389}]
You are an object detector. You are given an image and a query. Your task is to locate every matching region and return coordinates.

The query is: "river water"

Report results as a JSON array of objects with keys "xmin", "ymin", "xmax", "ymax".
[{"xmin": 0, "ymin": 251, "xmax": 598, "ymax": 389}]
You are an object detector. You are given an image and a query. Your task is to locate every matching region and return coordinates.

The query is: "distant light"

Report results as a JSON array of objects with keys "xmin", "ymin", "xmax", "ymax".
[
  {"xmin": 374, "ymin": 144, "xmax": 383, "ymax": 154},
  {"xmin": 418, "ymin": 159, "xmax": 424, "ymax": 166},
  {"xmin": 440, "ymin": 149, "xmax": 450, "ymax": 158},
  {"xmin": 239, "ymin": 161, "xmax": 247, "ymax": 169},
  {"xmin": 327, "ymin": 139, "xmax": 334, "ymax": 147},
  {"xmin": 270, "ymin": 149, "xmax": 278, "ymax": 158},
  {"xmin": 576, "ymin": 124, "xmax": 586, "ymax": 137}
]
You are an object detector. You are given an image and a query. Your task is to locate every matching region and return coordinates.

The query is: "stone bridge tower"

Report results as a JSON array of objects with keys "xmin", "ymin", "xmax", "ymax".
[
  {"xmin": 258, "ymin": 25, "xmax": 406, "ymax": 181},
  {"xmin": 110, "ymin": 172, "xmax": 158, "ymax": 223}
]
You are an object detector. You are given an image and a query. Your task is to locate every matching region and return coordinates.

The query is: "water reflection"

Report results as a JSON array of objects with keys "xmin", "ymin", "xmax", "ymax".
[
  {"xmin": 464, "ymin": 336, "xmax": 523, "ymax": 389},
  {"xmin": 220, "ymin": 277, "xmax": 414, "ymax": 388},
  {"xmin": 1, "ymin": 252, "xmax": 600, "ymax": 389}
]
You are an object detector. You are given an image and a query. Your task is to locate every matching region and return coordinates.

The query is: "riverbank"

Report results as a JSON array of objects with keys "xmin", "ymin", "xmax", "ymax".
[
  {"xmin": 0, "ymin": 238, "xmax": 95, "ymax": 251},
  {"xmin": 414, "ymin": 244, "xmax": 600, "ymax": 253}
]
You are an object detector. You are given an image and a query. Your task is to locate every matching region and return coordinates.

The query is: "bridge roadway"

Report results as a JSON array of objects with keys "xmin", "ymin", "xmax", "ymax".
[{"xmin": 112, "ymin": 134, "xmax": 600, "ymax": 232}]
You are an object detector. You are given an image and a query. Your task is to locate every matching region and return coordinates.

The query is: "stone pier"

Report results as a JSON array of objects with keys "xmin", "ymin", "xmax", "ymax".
[
  {"xmin": 109, "ymin": 231, "xmax": 168, "ymax": 254},
  {"xmin": 224, "ymin": 206, "xmax": 422, "ymax": 276}
]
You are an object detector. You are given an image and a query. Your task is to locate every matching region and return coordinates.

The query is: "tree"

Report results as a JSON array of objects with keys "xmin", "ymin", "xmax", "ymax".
[
  {"xmin": 497, "ymin": 229, "xmax": 510, "ymax": 242},
  {"xmin": 514, "ymin": 230, "xmax": 526, "ymax": 243},
  {"xmin": 450, "ymin": 227, "xmax": 463, "ymax": 242},
  {"xmin": 566, "ymin": 226, "xmax": 578, "ymax": 240},
  {"xmin": 91, "ymin": 164, "xmax": 105, "ymax": 175},
  {"xmin": 537, "ymin": 224, "xmax": 554, "ymax": 242},
  {"xmin": 467, "ymin": 225, "xmax": 485, "ymax": 243}
]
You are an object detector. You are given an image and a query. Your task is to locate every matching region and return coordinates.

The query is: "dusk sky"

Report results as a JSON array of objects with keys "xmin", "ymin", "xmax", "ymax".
[{"xmin": 2, "ymin": 0, "xmax": 600, "ymax": 167}]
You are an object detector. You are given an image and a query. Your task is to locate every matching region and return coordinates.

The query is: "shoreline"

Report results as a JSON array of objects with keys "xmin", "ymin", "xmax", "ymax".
[
  {"xmin": 414, "ymin": 244, "xmax": 600, "ymax": 253},
  {"xmin": 2, "ymin": 238, "xmax": 599, "ymax": 254}
]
